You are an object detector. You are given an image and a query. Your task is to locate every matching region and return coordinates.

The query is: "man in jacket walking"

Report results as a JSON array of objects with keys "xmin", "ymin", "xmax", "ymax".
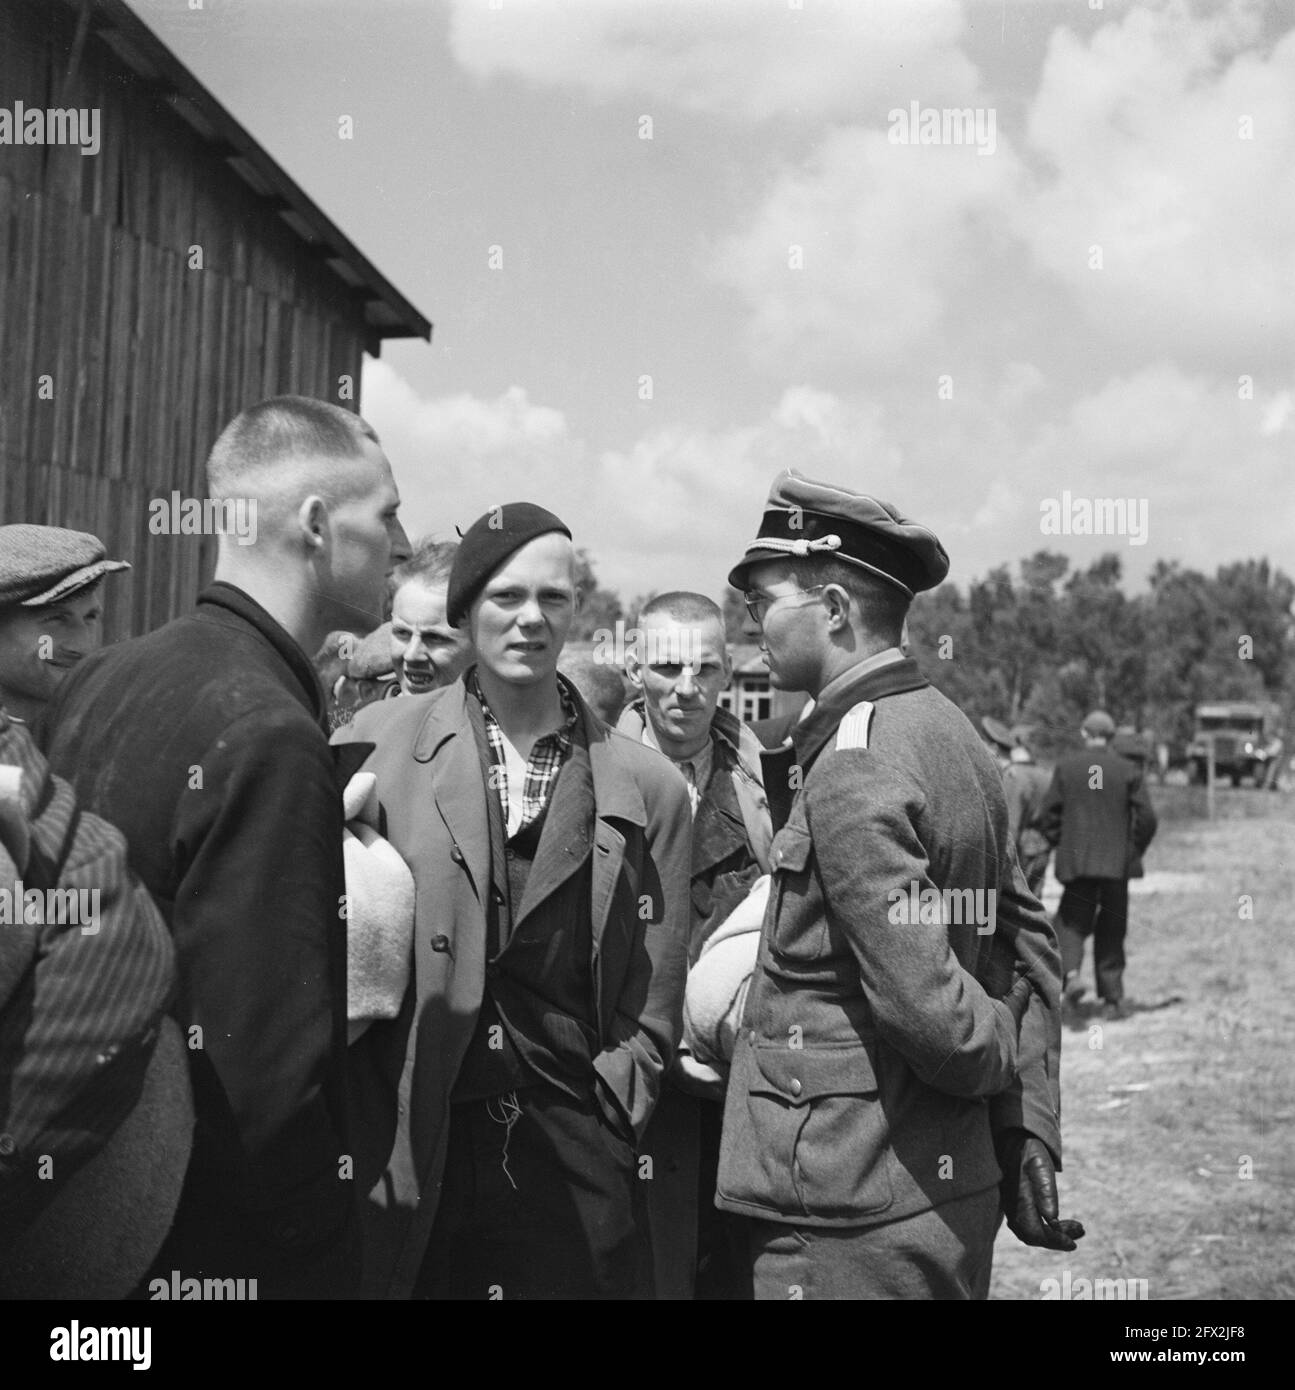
[
  {"xmin": 1041, "ymin": 710, "xmax": 1158, "ymax": 1019},
  {"xmin": 44, "ymin": 396, "xmax": 410, "ymax": 1297}
]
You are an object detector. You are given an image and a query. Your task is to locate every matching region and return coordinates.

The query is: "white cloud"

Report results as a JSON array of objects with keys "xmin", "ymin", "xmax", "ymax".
[
  {"xmin": 712, "ymin": 125, "xmax": 1024, "ymax": 372},
  {"xmin": 447, "ymin": 0, "xmax": 977, "ymax": 122},
  {"xmin": 1014, "ymin": 3, "xmax": 1295, "ymax": 352}
]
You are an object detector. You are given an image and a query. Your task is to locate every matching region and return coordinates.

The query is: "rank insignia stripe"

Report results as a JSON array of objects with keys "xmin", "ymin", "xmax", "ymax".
[{"xmin": 834, "ymin": 701, "xmax": 876, "ymax": 752}]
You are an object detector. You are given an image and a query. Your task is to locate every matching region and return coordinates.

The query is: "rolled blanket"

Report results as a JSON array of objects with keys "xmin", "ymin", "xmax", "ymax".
[
  {"xmin": 342, "ymin": 772, "xmax": 415, "ymax": 1040},
  {"xmin": 683, "ymin": 874, "xmax": 769, "ymax": 1066}
]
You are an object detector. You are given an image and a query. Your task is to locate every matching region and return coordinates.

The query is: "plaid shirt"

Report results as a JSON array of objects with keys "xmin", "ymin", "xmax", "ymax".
[{"xmin": 471, "ymin": 670, "xmax": 578, "ymax": 839}]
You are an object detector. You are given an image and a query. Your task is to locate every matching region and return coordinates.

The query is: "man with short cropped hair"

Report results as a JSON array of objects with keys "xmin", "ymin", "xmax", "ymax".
[
  {"xmin": 619, "ymin": 591, "xmax": 771, "ymax": 1298},
  {"xmin": 45, "ymin": 395, "xmax": 410, "ymax": 1298},
  {"xmin": 336, "ymin": 503, "xmax": 692, "ymax": 1300}
]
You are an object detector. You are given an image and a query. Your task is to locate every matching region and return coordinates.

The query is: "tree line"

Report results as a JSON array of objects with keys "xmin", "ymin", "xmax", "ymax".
[{"xmin": 568, "ymin": 548, "xmax": 1295, "ymax": 759}]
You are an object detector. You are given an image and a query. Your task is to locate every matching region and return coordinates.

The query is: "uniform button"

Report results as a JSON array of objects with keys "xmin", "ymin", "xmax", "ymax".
[
  {"xmin": 789, "ymin": 1078, "xmax": 802, "ymax": 1097},
  {"xmin": 492, "ymin": 888, "xmax": 505, "ymax": 905},
  {"xmin": 96, "ymin": 1044, "xmax": 120, "ymax": 1065},
  {"xmin": 430, "ymin": 934, "xmax": 451, "ymax": 953},
  {"xmin": 450, "ymin": 845, "xmax": 465, "ymax": 864},
  {"xmin": 0, "ymin": 1134, "xmax": 15, "ymax": 1156}
]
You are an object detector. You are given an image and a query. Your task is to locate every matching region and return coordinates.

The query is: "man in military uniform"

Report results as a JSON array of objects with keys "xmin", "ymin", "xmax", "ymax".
[
  {"xmin": 618, "ymin": 591, "xmax": 772, "ymax": 1299},
  {"xmin": 715, "ymin": 470, "xmax": 1081, "ymax": 1299}
]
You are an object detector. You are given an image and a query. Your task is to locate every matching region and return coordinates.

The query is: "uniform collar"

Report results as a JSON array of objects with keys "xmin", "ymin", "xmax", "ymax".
[{"xmin": 792, "ymin": 650, "xmax": 927, "ymax": 770}]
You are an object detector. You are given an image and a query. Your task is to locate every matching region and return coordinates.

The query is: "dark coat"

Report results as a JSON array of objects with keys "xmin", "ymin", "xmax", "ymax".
[
  {"xmin": 333, "ymin": 673, "xmax": 693, "ymax": 1299},
  {"xmin": 1040, "ymin": 746, "xmax": 1158, "ymax": 882},
  {"xmin": 42, "ymin": 583, "xmax": 359, "ymax": 1297},
  {"xmin": 717, "ymin": 657, "xmax": 1062, "ymax": 1230}
]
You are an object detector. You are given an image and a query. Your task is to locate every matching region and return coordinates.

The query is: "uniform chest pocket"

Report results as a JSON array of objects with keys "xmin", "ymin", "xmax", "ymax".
[{"xmin": 767, "ymin": 825, "xmax": 828, "ymax": 962}]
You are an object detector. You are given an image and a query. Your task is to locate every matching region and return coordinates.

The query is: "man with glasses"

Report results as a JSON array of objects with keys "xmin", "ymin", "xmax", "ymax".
[{"xmin": 715, "ymin": 470, "xmax": 1081, "ymax": 1299}]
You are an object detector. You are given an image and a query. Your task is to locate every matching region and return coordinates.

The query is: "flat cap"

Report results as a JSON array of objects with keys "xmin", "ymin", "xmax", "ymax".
[
  {"xmin": 447, "ymin": 503, "xmax": 571, "ymax": 628},
  {"xmin": 348, "ymin": 622, "xmax": 396, "ymax": 679},
  {"xmin": 727, "ymin": 470, "xmax": 949, "ymax": 597},
  {"xmin": 980, "ymin": 715, "xmax": 1016, "ymax": 752},
  {"xmin": 0, "ymin": 525, "xmax": 129, "ymax": 609},
  {"xmin": 1082, "ymin": 709, "xmax": 1116, "ymax": 737}
]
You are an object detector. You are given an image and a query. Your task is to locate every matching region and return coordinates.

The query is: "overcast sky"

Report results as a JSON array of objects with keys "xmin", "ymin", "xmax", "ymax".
[{"xmin": 128, "ymin": 0, "xmax": 1294, "ymax": 605}]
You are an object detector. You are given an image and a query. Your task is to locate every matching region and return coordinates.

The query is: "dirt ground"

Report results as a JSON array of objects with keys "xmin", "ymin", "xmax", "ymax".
[{"xmin": 989, "ymin": 784, "xmax": 1295, "ymax": 1301}]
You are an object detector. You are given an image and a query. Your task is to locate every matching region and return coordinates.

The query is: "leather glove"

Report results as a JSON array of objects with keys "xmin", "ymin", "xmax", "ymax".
[{"xmin": 998, "ymin": 1130, "xmax": 1085, "ymax": 1250}]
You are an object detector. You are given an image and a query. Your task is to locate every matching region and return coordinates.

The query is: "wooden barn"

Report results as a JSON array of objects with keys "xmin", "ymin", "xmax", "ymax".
[{"xmin": 0, "ymin": 0, "xmax": 431, "ymax": 642}]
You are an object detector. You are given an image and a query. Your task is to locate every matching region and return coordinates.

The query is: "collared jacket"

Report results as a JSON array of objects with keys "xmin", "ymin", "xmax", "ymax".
[
  {"xmin": 42, "ymin": 583, "xmax": 359, "ymax": 1297},
  {"xmin": 333, "ymin": 672, "xmax": 692, "ymax": 1299},
  {"xmin": 1041, "ymin": 746, "xmax": 1158, "ymax": 882},
  {"xmin": 716, "ymin": 657, "xmax": 1062, "ymax": 1229}
]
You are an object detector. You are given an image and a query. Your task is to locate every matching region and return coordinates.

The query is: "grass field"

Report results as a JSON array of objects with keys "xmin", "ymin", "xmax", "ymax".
[{"xmin": 989, "ymin": 784, "xmax": 1295, "ymax": 1301}]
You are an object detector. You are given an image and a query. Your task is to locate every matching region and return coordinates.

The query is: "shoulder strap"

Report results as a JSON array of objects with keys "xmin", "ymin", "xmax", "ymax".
[{"xmin": 834, "ymin": 700, "xmax": 876, "ymax": 752}]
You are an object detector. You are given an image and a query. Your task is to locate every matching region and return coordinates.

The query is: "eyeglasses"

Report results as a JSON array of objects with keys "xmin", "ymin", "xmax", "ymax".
[{"xmin": 743, "ymin": 585, "xmax": 826, "ymax": 625}]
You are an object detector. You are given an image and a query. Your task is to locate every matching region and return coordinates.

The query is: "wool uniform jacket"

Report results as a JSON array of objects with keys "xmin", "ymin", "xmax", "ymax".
[
  {"xmin": 333, "ymin": 672, "xmax": 693, "ymax": 1300},
  {"xmin": 42, "ymin": 583, "xmax": 359, "ymax": 1298},
  {"xmin": 716, "ymin": 657, "xmax": 1063, "ymax": 1229},
  {"xmin": 1040, "ymin": 747, "xmax": 1158, "ymax": 882}
]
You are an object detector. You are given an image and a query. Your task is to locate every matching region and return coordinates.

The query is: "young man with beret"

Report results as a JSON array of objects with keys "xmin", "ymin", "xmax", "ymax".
[
  {"xmin": 0, "ymin": 525, "xmax": 129, "ymax": 731},
  {"xmin": 716, "ymin": 469, "xmax": 1082, "ymax": 1299},
  {"xmin": 335, "ymin": 503, "xmax": 693, "ymax": 1299},
  {"xmin": 44, "ymin": 396, "xmax": 410, "ymax": 1298}
]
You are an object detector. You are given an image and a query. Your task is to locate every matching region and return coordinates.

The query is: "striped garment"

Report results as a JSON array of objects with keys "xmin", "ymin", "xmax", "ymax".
[{"xmin": 470, "ymin": 670, "xmax": 577, "ymax": 838}]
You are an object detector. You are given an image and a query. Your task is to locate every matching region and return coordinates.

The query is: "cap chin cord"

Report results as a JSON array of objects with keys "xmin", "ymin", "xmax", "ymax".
[{"xmin": 743, "ymin": 533, "xmax": 842, "ymax": 559}]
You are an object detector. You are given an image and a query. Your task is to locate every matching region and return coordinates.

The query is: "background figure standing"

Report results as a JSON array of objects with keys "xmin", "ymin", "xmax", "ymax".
[
  {"xmin": 619, "ymin": 591, "xmax": 771, "ymax": 1300},
  {"xmin": 1040, "ymin": 710, "xmax": 1159, "ymax": 1020}
]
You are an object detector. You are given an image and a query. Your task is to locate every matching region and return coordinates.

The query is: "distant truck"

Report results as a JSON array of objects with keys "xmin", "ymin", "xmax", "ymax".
[{"xmin": 1187, "ymin": 702, "xmax": 1285, "ymax": 788}]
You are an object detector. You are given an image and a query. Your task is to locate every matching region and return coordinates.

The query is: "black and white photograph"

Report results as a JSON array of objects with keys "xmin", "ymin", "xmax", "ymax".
[{"xmin": 0, "ymin": 0, "xmax": 1290, "ymax": 1358}]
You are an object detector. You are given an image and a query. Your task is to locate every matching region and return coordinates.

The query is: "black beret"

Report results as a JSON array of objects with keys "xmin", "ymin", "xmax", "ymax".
[
  {"xmin": 728, "ymin": 469, "xmax": 949, "ymax": 597},
  {"xmin": 0, "ymin": 525, "xmax": 129, "ymax": 610},
  {"xmin": 446, "ymin": 503, "xmax": 572, "ymax": 627}
]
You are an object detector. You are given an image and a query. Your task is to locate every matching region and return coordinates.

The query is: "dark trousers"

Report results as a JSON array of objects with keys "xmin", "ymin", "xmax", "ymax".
[
  {"xmin": 696, "ymin": 1096, "xmax": 754, "ymax": 1300},
  {"xmin": 1056, "ymin": 876, "xmax": 1130, "ymax": 1002},
  {"xmin": 747, "ymin": 1189, "xmax": 1000, "ymax": 1300},
  {"xmin": 415, "ymin": 1084, "xmax": 646, "ymax": 1300}
]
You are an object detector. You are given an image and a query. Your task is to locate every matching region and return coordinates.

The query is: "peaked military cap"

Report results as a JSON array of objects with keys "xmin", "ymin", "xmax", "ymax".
[
  {"xmin": 727, "ymin": 470, "xmax": 950, "ymax": 597},
  {"xmin": 0, "ymin": 525, "xmax": 129, "ymax": 610}
]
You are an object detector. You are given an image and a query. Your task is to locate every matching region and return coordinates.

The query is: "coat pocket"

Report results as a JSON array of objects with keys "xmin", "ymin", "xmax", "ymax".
[
  {"xmin": 720, "ymin": 1040, "xmax": 894, "ymax": 1221},
  {"xmin": 766, "ymin": 826, "xmax": 827, "ymax": 962}
]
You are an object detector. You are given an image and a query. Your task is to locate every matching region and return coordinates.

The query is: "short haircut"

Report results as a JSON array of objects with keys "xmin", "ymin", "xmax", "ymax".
[
  {"xmin": 640, "ymin": 591, "xmax": 724, "ymax": 628},
  {"xmin": 205, "ymin": 396, "xmax": 382, "ymax": 515},
  {"xmin": 391, "ymin": 537, "xmax": 458, "ymax": 595},
  {"xmin": 761, "ymin": 557, "xmax": 910, "ymax": 645}
]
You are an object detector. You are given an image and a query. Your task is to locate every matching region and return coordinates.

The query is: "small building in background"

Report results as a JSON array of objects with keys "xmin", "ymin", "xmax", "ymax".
[{"xmin": 0, "ymin": 0, "xmax": 430, "ymax": 642}]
